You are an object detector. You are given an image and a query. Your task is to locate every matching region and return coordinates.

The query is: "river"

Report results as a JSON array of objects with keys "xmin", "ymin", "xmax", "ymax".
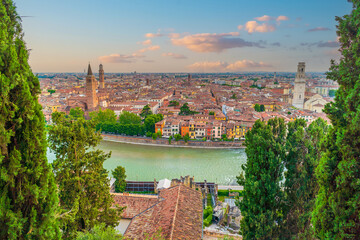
[{"xmin": 47, "ymin": 140, "xmax": 247, "ymax": 185}]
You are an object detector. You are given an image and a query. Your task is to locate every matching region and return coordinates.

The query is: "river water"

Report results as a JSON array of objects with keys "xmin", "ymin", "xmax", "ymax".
[{"xmin": 48, "ymin": 140, "xmax": 247, "ymax": 185}]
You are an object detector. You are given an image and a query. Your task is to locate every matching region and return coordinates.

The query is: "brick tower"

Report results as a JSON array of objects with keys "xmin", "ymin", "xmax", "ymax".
[
  {"xmin": 292, "ymin": 62, "xmax": 306, "ymax": 109},
  {"xmin": 86, "ymin": 64, "xmax": 98, "ymax": 110},
  {"xmin": 99, "ymin": 64, "xmax": 105, "ymax": 89}
]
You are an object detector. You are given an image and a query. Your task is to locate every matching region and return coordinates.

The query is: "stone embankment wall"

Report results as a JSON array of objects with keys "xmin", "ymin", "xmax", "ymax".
[
  {"xmin": 203, "ymin": 229, "xmax": 242, "ymax": 239},
  {"xmin": 102, "ymin": 134, "xmax": 244, "ymax": 149}
]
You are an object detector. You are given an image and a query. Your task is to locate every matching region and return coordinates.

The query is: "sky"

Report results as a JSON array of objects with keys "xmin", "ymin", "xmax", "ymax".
[{"xmin": 15, "ymin": 0, "xmax": 352, "ymax": 73}]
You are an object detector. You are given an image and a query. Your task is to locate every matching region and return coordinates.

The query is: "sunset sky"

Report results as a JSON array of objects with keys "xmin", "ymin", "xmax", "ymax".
[{"xmin": 15, "ymin": 0, "xmax": 352, "ymax": 73}]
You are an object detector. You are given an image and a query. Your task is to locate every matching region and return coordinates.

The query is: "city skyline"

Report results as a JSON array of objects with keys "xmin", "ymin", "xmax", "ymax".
[{"xmin": 15, "ymin": 0, "xmax": 351, "ymax": 73}]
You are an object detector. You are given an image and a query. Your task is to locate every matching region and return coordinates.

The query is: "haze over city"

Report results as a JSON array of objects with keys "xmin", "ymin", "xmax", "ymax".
[{"xmin": 15, "ymin": 0, "xmax": 351, "ymax": 73}]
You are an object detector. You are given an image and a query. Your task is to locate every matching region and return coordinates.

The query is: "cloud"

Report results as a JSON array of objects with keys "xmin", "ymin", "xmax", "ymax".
[
  {"xmin": 161, "ymin": 52, "xmax": 187, "ymax": 59},
  {"xmin": 271, "ymin": 42, "xmax": 281, "ymax": 47},
  {"xmin": 188, "ymin": 61, "xmax": 228, "ymax": 72},
  {"xmin": 276, "ymin": 15, "xmax": 289, "ymax": 22},
  {"xmin": 301, "ymin": 40, "xmax": 339, "ymax": 48},
  {"xmin": 188, "ymin": 60, "xmax": 272, "ymax": 72},
  {"xmin": 145, "ymin": 32, "xmax": 164, "ymax": 38},
  {"xmin": 307, "ymin": 27, "xmax": 331, "ymax": 32},
  {"xmin": 171, "ymin": 32, "xmax": 262, "ymax": 52},
  {"xmin": 139, "ymin": 39, "xmax": 152, "ymax": 45},
  {"xmin": 99, "ymin": 53, "xmax": 145, "ymax": 63},
  {"xmin": 138, "ymin": 45, "xmax": 160, "ymax": 53},
  {"xmin": 168, "ymin": 33, "xmax": 181, "ymax": 38},
  {"xmin": 239, "ymin": 15, "xmax": 289, "ymax": 33},
  {"xmin": 240, "ymin": 21, "xmax": 276, "ymax": 33},
  {"xmin": 255, "ymin": 15, "xmax": 273, "ymax": 21}
]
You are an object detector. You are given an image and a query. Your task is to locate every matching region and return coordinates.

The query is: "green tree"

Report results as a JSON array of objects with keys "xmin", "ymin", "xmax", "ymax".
[
  {"xmin": 313, "ymin": 1, "xmax": 360, "ymax": 238},
  {"xmin": 253, "ymin": 104, "xmax": 261, "ymax": 112},
  {"xmin": 152, "ymin": 133, "xmax": 158, "ymax": 140},
  {"xmin": 209, "ymin": 111, "xmax": 215, "ymax": 116},
  {"xmin": 112, "ymin": 166, "xmax": 127, "ymax": 193},
  {"xmin": 48, "ymin": 112, "xmax": 122, "ymax": 239},
  {"xmin": 69, "ymin": 107, "xmax": 85, "ymax": 119},
  {"xmin": 230, "ymin": 93, "xmax": 237, "ymax": 99},
  {"xmin": 168, "ymin": 136, "xmax": 172, "ymax": 144},
  {"xmin": 174, "ymin": 134, "xmax": 182, "ymax": 141},
  {"xmin": 144, "ymin": 114, "xmax": 163, "ymax": 133},
  {"xmin": 90, "ymin": 108, "xmax": 117, "ymax": 124},
  {"xmin": 183, "ymin": 133, "xmax": 190, "ymax": 143},
  {"xmin": 237, "ymin": 118, "xmax": 286, "ymax": 239},
  {"xmin": 179, "ymin": 103, "xmax": 195, "ymax": 116},
  {"xmin": 260, "ymin": 104, "xmax": 265, "ymax": 112},
  {"xmin": 282, "ymin": 118, "xmax": 329, "ymax": 239},
  {"xmin": 140, "ymin": 104, "xmax": 153, "ymax": 119},
  {"xmin": 118, "ymin": 111, "xmax": 141, "ymax": 125},
  {"xmin": 328, "ymin": 89, "xmax": 337, "ymax": 97},
  {"xmin": 76, "ymin": 223, "xmax": 122, "ymax": 240},
  {"xmin": 0, "ymin": 2, "xmax": 60, "ymax": 238},
  {"xmin": 168, "ymin": 100, "xmax": 179, "ymax": 107}
]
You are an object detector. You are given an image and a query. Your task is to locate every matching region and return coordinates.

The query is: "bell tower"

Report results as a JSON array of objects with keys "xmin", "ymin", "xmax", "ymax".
[
  {"xmin": 99, "ymin": 64, "xmax": 105, "ymax": 89},
  {"xmin": 86, "ymin": 64, "xmax": 98, "ymax": 110},
  {"xmin": 292, "ymin": 62, "xmax": 306, "ymax": 109}
]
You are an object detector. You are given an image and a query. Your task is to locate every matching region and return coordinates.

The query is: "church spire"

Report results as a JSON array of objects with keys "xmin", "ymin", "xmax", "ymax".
[{"xmin": 87, "ymin": 63, "xmax": 93, "ymax": 76}]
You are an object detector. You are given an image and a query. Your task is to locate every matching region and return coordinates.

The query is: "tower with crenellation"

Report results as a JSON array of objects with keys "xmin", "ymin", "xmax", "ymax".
[{"xmin": 292, "ymin": 62, "xmax": 306, "ymax": 109}]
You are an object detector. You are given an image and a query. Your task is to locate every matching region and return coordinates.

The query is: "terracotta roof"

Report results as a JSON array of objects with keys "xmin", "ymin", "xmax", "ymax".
[
  {"xmin": 124, "ymin": 184, "xmax": 203, "ymax": 240},
  {"xmin": 112, "ymin": 194, "xmax": 159, "ymax": 219}
]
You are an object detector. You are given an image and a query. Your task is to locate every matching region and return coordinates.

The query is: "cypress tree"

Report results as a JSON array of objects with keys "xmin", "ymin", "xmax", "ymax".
[
  {"xmin": 282, "ymin": 118, "xmax": 329, "ymax": 239},
  {"xmin": 313, "ymin": 1, "xmax": 360, "ymax": 238},
  {"xmin": 48, "ymin": 112, "xmax": 122, "ymax": 239},
  {"xmin": 237, "ymin": 118, "xmax": 286, "ymax": 239},
  {"xmin": 0, "ymin": 1, "xmax": 60, "ymax": 239}
]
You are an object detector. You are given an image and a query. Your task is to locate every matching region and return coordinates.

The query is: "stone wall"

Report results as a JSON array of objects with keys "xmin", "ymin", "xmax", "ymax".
[{"xmin": 102, "ymin": 134, "xmax": 244, "ymax": 148}]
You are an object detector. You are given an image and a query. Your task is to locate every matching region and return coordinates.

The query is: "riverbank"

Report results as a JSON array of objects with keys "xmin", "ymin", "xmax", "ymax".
[{"xmin": 101, "ymin": 134, "xmax": 245, "ymax": 149}]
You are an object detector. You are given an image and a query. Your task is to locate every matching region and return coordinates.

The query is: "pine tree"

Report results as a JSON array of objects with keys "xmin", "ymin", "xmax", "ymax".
[
  {"xmin": 282, "ymin": 118, "xmax": 329, "ymax": 239},
  {"xmin": 0, "ymin": 1, "xmax": 60, "ymax": 239},
  {"xmin": 312, "ymin": 1, "xmax": 360, "ymax": 238},
  {"xmin": 48, "ymin": 112, "xmax": 122, "ymax": 239},
  {"xmin": 112, "ymin": 166, "xmax": 126, "ymax": 193},
  {"xmin": 237, "ymin": 118, "xmax": 286, "ymax": 239}
]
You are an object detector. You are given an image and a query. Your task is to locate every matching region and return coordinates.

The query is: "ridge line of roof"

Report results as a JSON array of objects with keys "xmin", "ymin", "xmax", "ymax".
[{"xmin": 169, "ymin": 184, "xmax": 181, "ymax": 240}]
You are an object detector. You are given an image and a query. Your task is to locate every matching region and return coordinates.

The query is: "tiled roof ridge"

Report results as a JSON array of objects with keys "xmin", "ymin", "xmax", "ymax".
[
  {"xmin": 123, "ymin": 197, "xmax": 165, "ymax": 236},
  {"xmin": 169, "ymin": 184, "xmax": 181, "ymax": 240}
]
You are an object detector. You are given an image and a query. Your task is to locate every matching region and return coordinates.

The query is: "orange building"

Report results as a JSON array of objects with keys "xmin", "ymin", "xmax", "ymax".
[
  {"xmin": 180, "ymin": 124, "xmax": 189, "ymax": 137},
  {"xmin": 155, "ymin": 120, "xmax": 165, "ymax": 134}
]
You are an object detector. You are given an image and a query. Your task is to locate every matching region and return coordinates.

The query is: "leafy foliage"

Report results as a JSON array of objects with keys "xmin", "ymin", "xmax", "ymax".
[
  {"xmin": 48, "ymin": 112, "xmax": 122, "ymax": 239},
  {"xmin": 118, "ymin": 111, "xmax": 141, "ymax": 125},
  {"xmin": 140, "ymin": 104, "xmax": 153, "ymax": 119},
  {"xmin": 282, "ymin": 118, "xmax": 329, "ymax": 239},
  {"xmin": 144, "ymin": 114, "xmax": 163, "ymax": 133},
  {"xmin": 112, "ymin": 166, "xmax": 127, "ymax": 193},
  {"xmin": 97, "ymin": 122, "xmax": 145, "ymax": 136},
  {"xmin": 76, "ymin": 223, "xmax": 122, "ymax": 240},
  {"xmin": 237, "ymin": 118, "xmax": 286, "ymax": 240},
  {"xmin": 69, "ymin": 107, "xmax": 85, "ymax": 119},
  {"xmin": 90, "ymin": 108, "xmax": 117, "ymax": 124},
  {"xmin": 312, "ymin": 1, "xmax": 360, "ymax": 238},
  {"xmin": 0, "ymin": 1, "xmax": 60, "ymax": 238},
  {"xmin": 179, "ymin": 103, "xmax": 197, "ymax": 115},
  {"xmin": 168, "ymin": 100, "xmax": 179, "ymax": 107}
]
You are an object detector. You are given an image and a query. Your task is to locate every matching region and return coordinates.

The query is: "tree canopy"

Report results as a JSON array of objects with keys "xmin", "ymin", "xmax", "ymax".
[
  {"xmin": 90, "ymin": 108, "xmax": 117, "ymax": 124},
  {"xmin": 48, "ymin": 112, "xmax": 122, "ymax": 239},
  {"xmin": 118, "ymin": 111, "xmax": 141, "ymax": 125},
  {"xmin": 312, "ymin": 1, "xmax": 360, "ymax": 238},
  {"xmin": 0, "ymin": 1, "xmax": 60, "ymax": 238},
  {"xmin": 112, "ymin": 166, "xmax": 127, "ymax": 193},
  {"xmin": 140, "ymin": 104, "xmax": 153, "ymax": 119}
]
